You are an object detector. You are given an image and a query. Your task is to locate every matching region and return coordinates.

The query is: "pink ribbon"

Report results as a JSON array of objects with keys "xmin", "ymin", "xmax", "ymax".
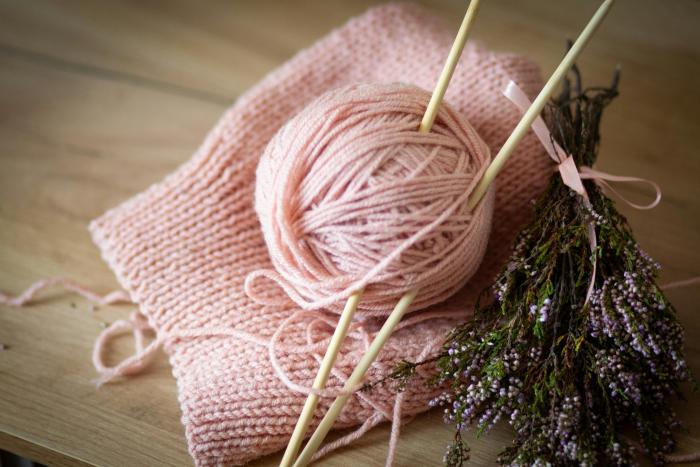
[{"xmin": 503, "ymin": 81, "xmax": 662, "ymax": 303}]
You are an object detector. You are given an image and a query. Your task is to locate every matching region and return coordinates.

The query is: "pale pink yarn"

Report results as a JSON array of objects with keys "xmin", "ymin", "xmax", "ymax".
[
  {"xmin": 252, "ymin": 83, "xmax": 495, "ymax": 315},
  {"xmin": 61, "ymin": 4, "xmax": 551, "ymax": 466}
]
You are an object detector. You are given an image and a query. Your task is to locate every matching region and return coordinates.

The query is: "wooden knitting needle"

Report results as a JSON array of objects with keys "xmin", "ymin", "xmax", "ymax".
[
  {"xmin": 467, "ymin": 0, "xmax": 615, "ymax": 208},
  {"xmin": 289, "ymin": 1, "xmax": 482, "ymax": 465},
  {"xmin": 293, "ymin": 1, "xmax": 615, "ymax": 465},
  {"xmin": 419, "ymin": 0, "xmax": 482, "ymax": 133},
  {"xmin": 279, "ymin": 290, "xmax": 363, "ymax": 467},
  {"xmin": 281, "ymin": 3, "xmax": 482, "ymax": 464}
]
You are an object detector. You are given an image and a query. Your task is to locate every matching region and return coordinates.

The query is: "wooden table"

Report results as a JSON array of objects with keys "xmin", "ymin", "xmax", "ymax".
[{"xmin": 1, "ymin": 1, "xmax": 698, "ymax": 465}]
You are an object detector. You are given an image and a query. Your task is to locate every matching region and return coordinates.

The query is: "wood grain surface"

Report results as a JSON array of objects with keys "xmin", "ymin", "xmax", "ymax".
[{"xmin": 1, "ymin": 1, "xmax": 698, "ymax": 466}]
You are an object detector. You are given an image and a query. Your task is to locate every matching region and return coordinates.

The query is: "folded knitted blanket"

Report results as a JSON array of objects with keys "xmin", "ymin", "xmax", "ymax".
[{"xmin": 89, "ymin": 3, "xmax": 549, "ymax": 465}]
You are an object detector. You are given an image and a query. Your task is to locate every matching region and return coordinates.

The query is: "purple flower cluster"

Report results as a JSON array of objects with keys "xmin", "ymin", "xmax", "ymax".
[
  {"xmin": 434, "ymin": 238, "xmax": 688, "ymax": 466},
  {"xmin": 529, "ymin": 297, "xmax": 551, "ymax": 323},
  {"xmin": 435, "ymin": 373, "xmax": 525, "ymax": 435},
  {"xmin": 494, "ymin": 280, "xmax": 508, "ymax": 303},
  {"xmin": 594, "ymin": 349, "xmax": 642, "ymax": 406},
  {"xmin": 588, "ymin": 243, "xmax": 688, "ymax": 386},
  {"xmin": 554, "ymin": 395, "xmax": 582, "ymax": 457},
  {"xmin": 584, "ymin": 204, "xmax": 608, "ymax": 226},
  {"xmin": 433, "ymin": 336, "xmax": 527, "ymax": 436}
]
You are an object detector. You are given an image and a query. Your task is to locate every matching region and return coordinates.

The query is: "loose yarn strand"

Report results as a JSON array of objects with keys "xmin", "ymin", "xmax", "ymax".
[
  {"xmin": 0, "ymin": 277, "xmax": 130, "ymax": 307},
  {"xmin": 310, "ymin": 412, "xmax": 385, "ymax": 462},
  {"xmin": 0, "ymin": 279, "xmax": 417, "ymax": 410},
  {"xmin": 92, "ymin": 312, "xmax": 162, "ymax": 386},
  {"xmin": 0, "ymin": 278, "xmax": 152, "ymax": 386}
]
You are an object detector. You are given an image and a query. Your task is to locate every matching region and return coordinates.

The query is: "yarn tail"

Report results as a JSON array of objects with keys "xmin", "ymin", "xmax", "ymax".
[
  {"xmin": 0, "ymin": 277, "xmax": 159, "ymax": 385},
  {"xmin": 0, "ymin": 277, "xmax": 130, "ymax": 306}
]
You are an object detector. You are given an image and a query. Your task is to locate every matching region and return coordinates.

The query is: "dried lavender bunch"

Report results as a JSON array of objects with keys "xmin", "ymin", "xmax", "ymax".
[{"xmin": 427, "ymin": 70, "xmax": 690, "ymax": 466}]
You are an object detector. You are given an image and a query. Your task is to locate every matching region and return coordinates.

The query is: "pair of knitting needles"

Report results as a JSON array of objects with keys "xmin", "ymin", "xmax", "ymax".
[{"xmin": 282, "ymin": 0, "xmax": 615, "ymax": 465}]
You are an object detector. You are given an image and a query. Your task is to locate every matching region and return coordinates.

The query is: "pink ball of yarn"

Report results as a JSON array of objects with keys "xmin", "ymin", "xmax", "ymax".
[{"xmin": 255, "ymin": 83, "xmax": 495, "ymax": 315}]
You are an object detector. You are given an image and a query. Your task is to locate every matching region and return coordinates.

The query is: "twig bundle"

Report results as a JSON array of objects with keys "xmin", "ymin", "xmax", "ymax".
[{"xmin": 390, "ymin": 70, "xmax": 692, "ymax": 466}]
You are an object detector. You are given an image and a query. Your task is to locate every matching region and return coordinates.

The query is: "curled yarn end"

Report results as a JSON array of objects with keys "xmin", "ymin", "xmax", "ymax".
[
  {"xmin": 245, "ymin": 268, "xmax": 366, "ymax": 311},
  {"xmin": 244, "ymin": 269, "xmax": 303, "ymax": 307},
  {"xmin": 92, "ymin": 311, "xmax": 162, "ymax": 386},
  {"xmin": 92, "ymin": 372, "xmax": 118, "ymax": 388},
  {"xmin": 267, "ymin": 310, "xmax": 366, "ymax": 398}
]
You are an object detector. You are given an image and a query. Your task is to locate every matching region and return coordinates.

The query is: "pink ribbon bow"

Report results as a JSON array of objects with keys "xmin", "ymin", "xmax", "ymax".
[{"xmin": 503, "ymin": 81, "xmax": 662, "ymax": 303}]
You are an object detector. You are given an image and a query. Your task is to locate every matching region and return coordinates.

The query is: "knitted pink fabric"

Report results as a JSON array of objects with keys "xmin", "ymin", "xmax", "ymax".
[{"xmin": 89, "ymin": 4, "xmax": 550, "ymax": 466}]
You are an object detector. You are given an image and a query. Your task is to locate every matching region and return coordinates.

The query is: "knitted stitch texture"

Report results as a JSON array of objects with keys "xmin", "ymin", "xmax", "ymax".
[{"xmin": 89, "ymin": 4, "xmax": 550, "ymax": 465}]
